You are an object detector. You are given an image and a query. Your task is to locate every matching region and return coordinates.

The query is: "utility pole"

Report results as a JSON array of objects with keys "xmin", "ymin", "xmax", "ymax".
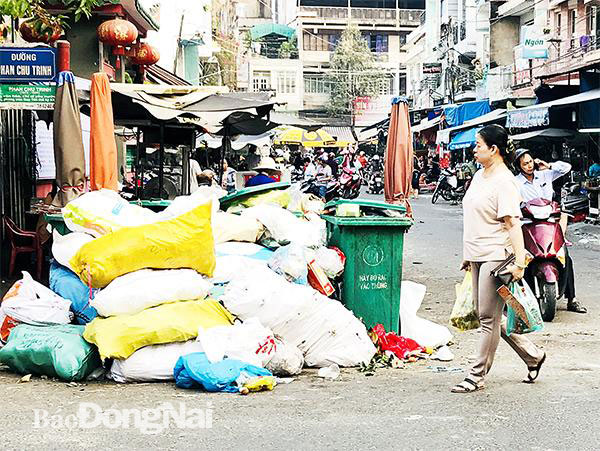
[{"xmin": 347, "ymin": 0, "xmax": 351, "ymax": 22}]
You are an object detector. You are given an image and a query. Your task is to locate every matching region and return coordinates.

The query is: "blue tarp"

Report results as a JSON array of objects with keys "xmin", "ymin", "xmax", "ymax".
[
  {"xmin": 448, "ymin": 127, "xmax": 480, "ymax": 150},
  {"xmin": 444, "ymin": 100, "xmax": 491, "ymax": 127}
]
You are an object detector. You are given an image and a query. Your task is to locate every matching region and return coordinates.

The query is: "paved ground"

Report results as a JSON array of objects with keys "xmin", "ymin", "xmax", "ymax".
[{"xmin": 1, "ymin": 194, "xmax": 599, "ymax": 450}]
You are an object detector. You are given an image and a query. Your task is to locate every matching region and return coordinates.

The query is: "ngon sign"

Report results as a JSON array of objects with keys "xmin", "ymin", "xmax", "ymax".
[
  {"xmin": 521, "ymin": 27, "xmax": 548, "ymax": 59},
  {"xmin": 0, "ymin": 47, "xmax": 57, "ymax": 82}
]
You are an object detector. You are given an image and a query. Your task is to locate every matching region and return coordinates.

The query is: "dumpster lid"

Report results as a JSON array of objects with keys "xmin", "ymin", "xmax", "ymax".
[
  {"xmin": 219, "ymin": 181, "xmax": 291, "ymax": 209},
  {"xmin": 324, "ymin": 199, "xmax": 407, "ymax": 213},
  {"xmin": 321, "ymin": 214, "xmax": 412, "ymax": 227}
]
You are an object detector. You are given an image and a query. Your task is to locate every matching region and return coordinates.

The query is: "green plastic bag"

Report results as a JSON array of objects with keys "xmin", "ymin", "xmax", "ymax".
[
  {"xmin": 503, "ymin": 281, "xmax": 544, "ymax": 336},
  {"xmin": 0, "ymin": 324, "xmax": 102, "ymax": 381}
]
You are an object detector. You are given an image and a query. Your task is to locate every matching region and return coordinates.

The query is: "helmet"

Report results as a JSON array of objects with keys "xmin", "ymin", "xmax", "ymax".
[
  {"xmin": 514, "ymin": 148, "xmax": 531, "ymax": 162},
  {"xmin": 373, "ymin": 155, "xmax": 381, "ymax": 161}
]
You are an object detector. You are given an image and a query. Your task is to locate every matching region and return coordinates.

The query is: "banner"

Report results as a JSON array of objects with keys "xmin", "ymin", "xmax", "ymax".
[
  {"xmin": 506, "ymin": 107, "xmax": 549, "ymax": 129},
  {"xmin": 0, "ymin": 84, "xmax": 56, "ymax": 109}
]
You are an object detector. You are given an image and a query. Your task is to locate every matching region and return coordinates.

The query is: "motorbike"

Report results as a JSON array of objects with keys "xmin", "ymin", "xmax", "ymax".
[
  {"xmin": 366, "ymin": 159, "xmax": 384, "ymax": 195},
  {"xmin": 431, "ymin": 166, "xmax": 471, "ymax": 205},
  {"xmin": 338, "ymin": 154, "xmax": 363, "ymax": 199},
  {"xmin": 301, "ymin": 176, "xmax": 340, "ymax": 202},
  {"xmin": 521, "ymin": 198, "xmax": 569, "ymax": 322}
]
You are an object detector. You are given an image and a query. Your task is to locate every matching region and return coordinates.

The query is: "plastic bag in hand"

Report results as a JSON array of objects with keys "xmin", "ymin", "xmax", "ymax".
[
  {"xmin": 450, "ymin": 271, "xmax": 479, "ymax": 331},
  {"xmin": 499, "ymin": 281, "xmax": 544, "ymax": 336}
]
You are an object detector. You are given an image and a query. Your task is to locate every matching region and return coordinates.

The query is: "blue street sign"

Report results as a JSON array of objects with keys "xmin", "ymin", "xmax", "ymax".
[{"xmin": 0, "ymin": 47, "xmax": 57, "ymax": 82}]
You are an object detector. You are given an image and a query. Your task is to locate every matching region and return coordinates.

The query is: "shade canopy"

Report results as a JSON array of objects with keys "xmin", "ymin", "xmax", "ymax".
[
  {"xmin": 448, "ymin": 127, "xmax": 480, "ymax": 150},
  {"xmin": 275, "ymin": 128, "xmax": 337, "ymax": 147},
  {"xmin": 250, "ymin": 23, "xmax": 295, "ymax": 40},
  {"xmin": 510, "ymin": 128, "xmax": 576, "ymax": 141}
]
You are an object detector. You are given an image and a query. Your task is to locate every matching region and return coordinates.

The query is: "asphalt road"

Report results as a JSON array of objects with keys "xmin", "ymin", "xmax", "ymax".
[{"xmin": 1, "ymin": 194, "xmax": 599, "ymax": 450}]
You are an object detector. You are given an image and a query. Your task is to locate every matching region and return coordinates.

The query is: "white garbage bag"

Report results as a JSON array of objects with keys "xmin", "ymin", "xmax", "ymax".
[
  {"xmin": 51, "ymin": 230, "xmax": 94, "ymax": 272},
  {"xmin": 109, "ymin": 340, "xmax": 203, "ymax": 383},
  {"xmin": 0, "ymin": 272, "xmax": 73, "ymax": 345},
  {"xmin": 210, "ymin": 255, "xmax": 269, "ymax": 285},
  {"xmin": 221, "ymin": 265, "xmax": 376, "ymax": 367},
  {"xmin": 62, "ymin": 189, "xmax": 157, "ymax": 237},
  {"xmin": 212, "ymin": 212, "xmax": 264, "ymax": 244},
  {"xmin": 305, "ymin": 247, "xmax": 345, "ymax": 279},
  {"xmin": 268, "ymin": 244, "xmax": 308, "ymax": 284},
  {"xmin": 399, "ymin": 281, "xmax": 453, "ymax": 349},
  {"xmin": 266, "ymin": 336, "xmax": 304, "ymax": 376},
  {"xmin": 156, "ymin": 186, "xmax": 223, "ymax": 222},
  {"xmin": 196, "ymin": 317, "xmax": 276, "ymax": 368},
  {"xmin": 91, "ymin": 269, "xmax": 212, "ymax": 317}
]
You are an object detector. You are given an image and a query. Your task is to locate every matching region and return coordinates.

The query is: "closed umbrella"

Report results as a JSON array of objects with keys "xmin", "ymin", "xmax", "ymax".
[
  {"xmin": 90, "ymin": 72, "xmax": 118, "ymax": 191},
  {"xmin": 52, "ymin": 71, "xmax": 86, "ymax": 207},
  {"xmin": 384, "ymin": 97, "xmax": 413, "ymax": 212}
]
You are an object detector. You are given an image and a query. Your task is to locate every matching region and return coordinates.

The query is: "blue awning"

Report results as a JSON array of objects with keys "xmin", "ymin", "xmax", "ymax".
[
  {"xmin": 444, "ymin": 100, "xmax": 491, "ymax": 127},
  {"xmin": 448, "ymin": 127, "xmax": 479, "ymax": 150}
]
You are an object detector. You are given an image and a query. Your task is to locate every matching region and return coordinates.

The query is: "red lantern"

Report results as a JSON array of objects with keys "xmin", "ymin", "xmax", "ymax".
[
  {"xmin": 19, "ymin": 19, "xmax": 63, "ymax": 44},
  {"xmin": 97, "ymin": 18, "xmax": 138, "ymax": 69},
  {"xmin": 130, "ymin": 42, "xmax": 160, "ymax": 66}
]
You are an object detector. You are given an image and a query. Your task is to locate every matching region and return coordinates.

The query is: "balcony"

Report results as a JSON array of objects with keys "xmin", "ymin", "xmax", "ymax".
[
  {"xmin": 487, "ymin": 65, "xmax": 514, "ymax": 102},
  {"xmin": 539, "ymin": 35, "xmax": 600, "ymax": 79},
  {"xmin": 299, "ymin": 7, "xmax": 423, "ymax": 27}
]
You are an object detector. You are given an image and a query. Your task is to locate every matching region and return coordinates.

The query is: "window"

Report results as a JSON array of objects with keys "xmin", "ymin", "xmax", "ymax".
[
  {"xmin": 362, "ymin": 32, "xmax": 389, "ymax": 53},
  {"xmin": 252, "ymin": 71, "xmax": 271, "ymax": 92},
  {"xmin": 303, "ymin": 31, "xmax": 340, "ymax": 51},
  {"xmin": 569, "ymin": 9, "xmax": 577, "ymax": 48},
  {"xmin": 277, "ymin": 71, "xmax": 296, "ymax": 94},
  {"xmin": 587, "ymin": 6, "xmax": 597, "ymax": 36},
  {"xmin": 303, "ymin": 74, "xmax": 330, "ymax": 94},
  {"xmin": 378, "ymin": 75, "xmax": 395, "ymax": 96},
  {"xmin": 555, "ymin": 12, "xmax": 561, "ymax": 36}
]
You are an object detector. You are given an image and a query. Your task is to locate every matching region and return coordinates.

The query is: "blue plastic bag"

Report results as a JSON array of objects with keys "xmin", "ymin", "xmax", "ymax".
[
  {"xmin": 267, "ymin": 244, "xmax": 308, "ymax": 285},
  {"xmin": 49, "ymin": 261, "xmax": 98, "ymax": 325},
  {"xmin": 505, "ymin": 281, "xmax": 544, "ymax": 336},
  {"xmin": 173, "ymin": 352, "xmax": 272, "ymax": 393}
]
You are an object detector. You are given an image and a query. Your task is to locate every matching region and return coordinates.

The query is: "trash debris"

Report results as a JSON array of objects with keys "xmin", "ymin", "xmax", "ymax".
[
  {"xmin": 400, "ymin": 281, "xmax": 452, "ymax": 348},
  {"xmin": 268, "ymin": 244, "xmax": 308, "ymax": 285},
  {"xmin": 430, "ymin": 345, "xmax": 455, "ymax": 362},
  {"xmin": 370, "ymin": 324, "xmax": 426, "ymax": 360},
  {"xmin": 426, "ymin": 366, "xmax": 464, "ymax": 374},
  {"xmin": 173, "ymin": 352, "xmax": 273, "ymax": 394},
  {"xmin": 307, "ymin": 258, "xmax": 335, "ymax": 296},
  {"xmin": 19, "ymin": 374, "xmax": 32, "ymax": 383},
  {"xmin": 265, "ymin": 337, "xmax": 304, "ymax": 376},
  {"xmin": 317, "ymin": 363, "xmax": 340, "ymax": 380},
  {"xmin": 49, "ymin": 262, "xmax": 98, "ymax": 325}
]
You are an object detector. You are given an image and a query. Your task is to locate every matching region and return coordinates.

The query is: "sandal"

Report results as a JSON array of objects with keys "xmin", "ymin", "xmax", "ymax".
[
  {"xmin": 524, "ymin": 353, "xmax": 546, "ymax": 384},
  {"xmin": 451, "ymin": 377, "xmax": 484, "ymax": 393}
]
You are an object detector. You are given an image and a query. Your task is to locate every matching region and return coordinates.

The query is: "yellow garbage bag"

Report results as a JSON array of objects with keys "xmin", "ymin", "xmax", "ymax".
[
  {"xmin": 83, "ymin": 299, "xmax": 233, "ymax": 360},
  {"xmin": 70, "ymin": 202, "xmax": 215, "ymax": 288}
]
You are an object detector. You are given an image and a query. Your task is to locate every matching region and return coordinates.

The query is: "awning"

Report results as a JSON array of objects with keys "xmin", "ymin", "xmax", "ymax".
[
  {"xmin": 250, "ymin": 24, "xmax": 295, "ymax": 40},
  {"xmin": 146, "ymin": 65, "xmax": 192, "ymax": 86},
  {"xmin": 444, "ymin": 100, "xmax": 491, "ymax": 127},
  {"xmin": 437, "ymin": 109, "xmax": 506, "ymax": 144},
  {"xmin": 412, "ymin": 116, "xmax": 442, "ymax": 133},
  {"xmin": 198, "ymin": 131, "xmax": 274, "ymax": 150},
  {"xmin": 357, "ymin": 126, "xmax": 379, "ymax": 143},
  {"xmin": 507, "ymin": 88, "xmax": 600, "ymax": 129},
  {"xmin": 322, "ymin": 126, "xmax": 356, "ymax": 145},
  {"xmin": 448, "ymin": 127, "xmax": 479, "ymax": 151},
  {"xmin": 510, "ymin": 128, "xmax": 576, "ymax": 141}
]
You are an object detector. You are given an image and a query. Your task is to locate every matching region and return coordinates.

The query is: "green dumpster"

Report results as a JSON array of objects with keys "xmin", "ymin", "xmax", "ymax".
[{"xmin": 322, "ymin": 199, "xmax": 412, "ymax": 334}]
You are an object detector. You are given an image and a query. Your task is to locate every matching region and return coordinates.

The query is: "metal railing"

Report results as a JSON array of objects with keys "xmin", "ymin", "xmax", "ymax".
[{"xmin": 300, "ymin": 6, "xmax": 423, "ymax": 26}]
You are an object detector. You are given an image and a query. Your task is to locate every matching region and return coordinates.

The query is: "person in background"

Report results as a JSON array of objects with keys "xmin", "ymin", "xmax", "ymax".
[
  {"xmin": 589, "ymin": 154, "xmax": 600, "ymax": 178},
  {"xmin": 514, "ymin": 148, "xmax": 586, "ymax": 314},
  {"xmin": 221, "ymin": 159, "xmax": 236, "ymax": 193},
  {"xmin": 245, "ymin": 157, "xmax": 280, "ymax": 187},
  {"xmin": 452, "ymin": 124, "xmax": 545, "ymax": 393},
  {"xmin": 411, "ymin": 155, "xmax": 421, "ymax": 199},
  {"xmin": 314, "ymin": 155, "xmax": 333, "ymax": 199},
  {"xmin": 327, "ymin": 152, "xmax": 339, "ymax": 178},
  {"xmin": 188, "ymin": 156, "xmax": 203, "ymax": 193},
  {"xmin": 304, "ymin": 157, "xmax": 317, "ymax": 180},
  {"xmin": 357, "ymin": 150, "xmax": 368, "ymax": 169}
]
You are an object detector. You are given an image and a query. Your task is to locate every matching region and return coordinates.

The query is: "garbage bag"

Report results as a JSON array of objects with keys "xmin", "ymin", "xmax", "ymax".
[
  {"xmin": 0, "ymin": 271, "xmax": 73, "ymax": 345},
  {"xmin": 49, "ymin": 261, "xmax": 98, "ymax": 325},
  {"xmin": 70, "ymin": 202, "xmax": 215, "ymax": 288},
  {"xmin": 51, "ymin": 230, "xmax": 94, "ymax": 271},
  {"xmin": 268, "ymin": 244, "xmax": 308, "ymax": 285},
  {"xmin": 173, "ymin": 352, "xmax": 272, "ymax": 393},
  {"xmin": 450, "ymin": 271, "xmax": 479, "ymax": 331},
  {"xmin": 498, "ymin": 281, "xmax": 544, "ymax": 336},
  {"xmin": 399, "ymin": 281, "xmax": 452, "ymax": 348},
  {"xmin": 83, "ymin": 299, "xmax": 233, "ymax": 360},
  {"xmin": 196, "ymin": 318, "xmax": 277, "ymax": 368},
  {"xmin": 215, "ymin": 242, "xmax": 274, "ymax": 261},
  {"xmin": 306, "ymin": 247, "xmax": 345, "ymax": 279},
  {"xmin": 212, "ymin": 212, "xmax": 264, "ymax": 244},
  {"xmin": 156, "ymin": 187, "xmax": 222, "ymax": 221},
  {"xmin": 221, "ymin": 265, "xmax": 376, "ymax": 367},
  {"xmin": 210, "ymin": 255, "xmax": 269, "ymax": 286},
  {"xmin": 372, "ymin": 324, "xmax": 425, "ymax": 360},
  {"xmin": 109, "ymin": 340, "xmax": 203, "ymax": 383},
  {"xmin": 0, "ymin": 324, "xmax": 101, "ymax": 381},
  {"xmin": 265, "ymin": 336, "xmax": 304, "ymax": 376},
  {"xmin": 91, "ymin": 269, "xmax": 212, "ymax": 317},
  {"xmin": 226, "ymin": 189, "xmax": 291, "ymax": 211},
  {"xmin": 62, "ymin": 189, "xmax": 157, "ymax": 237}
]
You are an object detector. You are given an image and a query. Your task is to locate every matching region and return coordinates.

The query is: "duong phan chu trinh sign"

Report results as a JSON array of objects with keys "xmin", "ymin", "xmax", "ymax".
[
  {"xmin": 0, "ymin": 84, "xmax": 56, "ymax": 110},
  {"xmin": 0, "ymin": 47, "xmax": 57, "ymax": 83}
]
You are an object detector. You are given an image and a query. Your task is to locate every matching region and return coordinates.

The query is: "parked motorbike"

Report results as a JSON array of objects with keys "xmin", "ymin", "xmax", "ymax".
[
  {"xmin": 301, "ymin": 177, "xmax": 340, "ymax": 202},
  {"xmin": 431, "ymin": 167, "xmax": 471, "ymax": 205},
  {"xmin": 521, "ymin": 198, "xmax": 569, "ymax": 322},
  {"xmin": 366, "ymin": 156, "xmax": 384, "ymax": 195},
  {"xmin": 338, "ymin": 154, "xmax": 363, "ymax": 199}
]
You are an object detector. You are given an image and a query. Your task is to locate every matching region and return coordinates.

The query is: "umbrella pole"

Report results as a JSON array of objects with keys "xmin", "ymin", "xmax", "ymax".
[
  {"xmin": 219, "ymin": 128, "xmax": 229, "ymax": 186},
  {"xmin": 135, "ymin": 128, "xmax": 141, "ymax": 199}
]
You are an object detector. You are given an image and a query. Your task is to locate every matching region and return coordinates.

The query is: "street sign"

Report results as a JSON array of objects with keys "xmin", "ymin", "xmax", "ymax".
[
  {"xmin": 423, "ymin": 63, "xmax": 442, "ymax": 74},
  {"xmin": 0, "ymin": 84, "xmax": 56, "ymax": 110},
  {"xmin": 0, "ymin": 47, "xmax": 57, "ymax": 83}
]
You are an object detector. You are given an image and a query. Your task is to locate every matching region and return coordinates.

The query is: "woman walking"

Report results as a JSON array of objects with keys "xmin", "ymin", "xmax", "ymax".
[{"xmin": 452, "ymin": 124, "xmax": 546, "ymax": 393}]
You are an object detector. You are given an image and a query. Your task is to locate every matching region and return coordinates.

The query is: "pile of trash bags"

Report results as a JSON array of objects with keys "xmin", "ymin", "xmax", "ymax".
[{"xmin": 0, "ymin": 186, "xmax": 376, "ymax": 394}]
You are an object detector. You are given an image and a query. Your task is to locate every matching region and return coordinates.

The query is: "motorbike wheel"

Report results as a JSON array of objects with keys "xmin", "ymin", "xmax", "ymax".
[
  {"xmin": 432, "ymin": 186, "xmax": 441, "ymax": 204},
  {"xmin": 440, "ymin": 189, "xmax": 453, "ymax": 202},
  {"xmin": 539, "ymin": 282, "xmax": 557, "ymax": 322}
]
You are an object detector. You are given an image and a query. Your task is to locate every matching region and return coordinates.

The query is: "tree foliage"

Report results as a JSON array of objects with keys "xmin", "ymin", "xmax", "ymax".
[{"xmin": 326, "ymin": 24, "xmax": 386, "ymax": 118}]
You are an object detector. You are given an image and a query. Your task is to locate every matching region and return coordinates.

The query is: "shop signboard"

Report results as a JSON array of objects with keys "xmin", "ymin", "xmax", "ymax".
[
  {"xmin": 521, "ymin": 26, "xmax": 549, "ymax": 59},
  {"xmin": 0, "ymin": 84, "xmax": 56, "ymax": 109},
  {"xmin": 423, "ymin": 63, "xmax": 442, "ymax": 74},
  {"xmin": 506, "ymin": 107, "xmax": 549, "ymax": 129},
  {"xmin": 0, "ymin": 47, "xmax": 57, "ymax": 83}
]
